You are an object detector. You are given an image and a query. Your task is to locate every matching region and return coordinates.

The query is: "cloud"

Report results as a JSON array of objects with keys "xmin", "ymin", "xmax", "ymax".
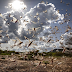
[
  {"xmin": 59, "ymin": 32, "xmax": 72, "ymax": 48},
  {"xmin": 20, "ymin": 3, "xmax": 64, "ymax": 39},
  {"xmin": 0, "ymin": 2, "xmax": 64, "ymax": 52}
]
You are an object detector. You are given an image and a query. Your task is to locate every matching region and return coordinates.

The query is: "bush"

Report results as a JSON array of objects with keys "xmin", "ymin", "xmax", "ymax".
[
  {"xmin": 1, "ymin": 57, "xmax": 5, "ymax": 59},
  {"xmin": 18, "ymin": 56, "xmax": 20, "ymax": 57},
  {"xmin": 44, "ymin": 52, "xmax": 69, "ymax": 57},
  {"xmin": 19, "ymin": 57, "xmax": 24, "ymax": 60},
  {"xmin": 33, "ymin": 64, "xmax": 37, "ymax": 66},
  {"xmin": 15, "ymin": 52, "xmax": 19, "ymax": 54},
  {"xmin": 55, "ymin": 52, "xmax": 63, "ymax": 56},
  {"xmin": 1, "ymin": 53, "xmax": 10, "ymax": 55},
  {"xmin": 0, "ymin": 49, "xmax": 16, "ymax": 55},
  {"xmin": 38, "ymin": 53, "xmax": 42, "ymax": 56},
  {"xmin": 43, "ymin": 61, "xmax": 49, "ymax": 64},
  {"xmin": 28, "ymin": 55, "xmax": 34, "ymax": 60}
]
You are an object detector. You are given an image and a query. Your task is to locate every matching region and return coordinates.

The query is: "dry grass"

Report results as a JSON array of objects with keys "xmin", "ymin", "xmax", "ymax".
[{"xmin": 0, "ymin": 55, "xmax": 72, "ymax": 72}]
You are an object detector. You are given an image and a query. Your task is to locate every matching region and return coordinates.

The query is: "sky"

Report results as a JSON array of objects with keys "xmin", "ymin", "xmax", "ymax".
[{"xmin": 0, "ymin": 0, "xmax": 72, "ymax": 52}]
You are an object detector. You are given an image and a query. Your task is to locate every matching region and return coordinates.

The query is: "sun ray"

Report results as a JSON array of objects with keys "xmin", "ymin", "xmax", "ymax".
[{"xmin": 9, "ymin": 0, "xmax": 27, "ymax": 11}]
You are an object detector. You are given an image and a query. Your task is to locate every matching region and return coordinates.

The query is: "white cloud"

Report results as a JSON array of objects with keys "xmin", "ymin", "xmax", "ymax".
[
  {"xmin": 59, "ymin": 32, "xmax": 72, "ymax": 49},
  {"xmin": 0, "ymin": 2, "xmax": 64, "ymax": 52}
]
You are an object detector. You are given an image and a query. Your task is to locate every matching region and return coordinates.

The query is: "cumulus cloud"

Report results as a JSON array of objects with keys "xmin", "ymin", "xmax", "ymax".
[
  {"xmin": 20, "ymin": 3, "xmax": 64, "ymax": 39},
  {"xmin": 0, "ymin": 2, "xmax": 64, "ymax": 52},
  {"xmin": 59, "ymin": 32, "xmax": 72, "ymax": 49}
]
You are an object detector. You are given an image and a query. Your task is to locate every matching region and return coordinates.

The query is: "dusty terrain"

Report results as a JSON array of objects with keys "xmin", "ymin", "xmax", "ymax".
[{"xmin": 0, "ymin": 55, "xmax": 72, "ymax": 72}]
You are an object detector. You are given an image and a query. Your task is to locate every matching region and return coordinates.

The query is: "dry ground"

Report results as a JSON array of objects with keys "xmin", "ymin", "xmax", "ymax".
[{"xmin": 0, "ymin": 55, "xmax": 72, "ymax": 72}]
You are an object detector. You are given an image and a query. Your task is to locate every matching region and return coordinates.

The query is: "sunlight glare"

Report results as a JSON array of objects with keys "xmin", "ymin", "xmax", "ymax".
[{"xmin": 11, "ymin": 0, "xmax": 27, "ymax": 11}]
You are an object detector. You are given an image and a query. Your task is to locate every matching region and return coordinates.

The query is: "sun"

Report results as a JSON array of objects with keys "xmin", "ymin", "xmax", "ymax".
[{"xmin": 11, "ymin": 0, "xmax": 27, "ymax": 11}]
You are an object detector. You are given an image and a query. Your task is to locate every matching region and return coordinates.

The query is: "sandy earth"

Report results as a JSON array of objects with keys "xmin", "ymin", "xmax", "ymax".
[{"xmin": 0, "ymin": 55, "xmax": 72, "ymax": 72}]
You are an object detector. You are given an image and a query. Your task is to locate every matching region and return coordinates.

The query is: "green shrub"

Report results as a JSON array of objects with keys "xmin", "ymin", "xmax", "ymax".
[
  {"xmin": 1, "ymin": 57, "xmax": 5, "ymax": 59},
  {"xmin": 19, "ymin": 57, "xmax": 24, "ymax": 60},
  {"xmin": 28, "ymin": 55, "xmax": 34, "ymax": 60},
  {"xmin": 15, "ymin": 52, "xmax": 19, "ymax": 54},
  {"xmin": 43, "ymin": 61, "xmax": 49, "ymax": 64},
  {"xmin": 18, "ymin": 56, "xmax": 20, "ymax": 57},
  {"xmin": 33, "ymin": 64, "xmax": 37, "ymax": 66},
  {"xmin": 0, "ymin": 49, "xmax": 16, "ymax": 55},
  {"xmin": 38, "ymin": 53, "xmax": 42, "ymax": 56},
  {"xmin": 1, "ymin": 53, "xmax": 10, "ymax": 55},
  {"xmin": 55, "ymin": 52, "xmax": 63, "ymax": 56}
]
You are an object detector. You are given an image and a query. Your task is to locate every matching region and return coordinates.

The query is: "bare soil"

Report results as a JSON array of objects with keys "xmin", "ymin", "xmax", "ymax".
[{"xmin": 0, "ymin": 55, "xmax": 72, "ymax": 72}]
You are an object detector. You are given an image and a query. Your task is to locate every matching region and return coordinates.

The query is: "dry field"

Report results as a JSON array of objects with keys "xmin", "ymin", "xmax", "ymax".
[{"xmin": 0, "ymin": 55, "xmax": 72, "ymax": 72}]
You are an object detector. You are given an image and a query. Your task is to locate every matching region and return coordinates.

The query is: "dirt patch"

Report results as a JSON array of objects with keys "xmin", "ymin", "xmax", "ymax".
[{"xmin": 0, "ymin": 55, "xmax": 72, "ymax": 72}]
